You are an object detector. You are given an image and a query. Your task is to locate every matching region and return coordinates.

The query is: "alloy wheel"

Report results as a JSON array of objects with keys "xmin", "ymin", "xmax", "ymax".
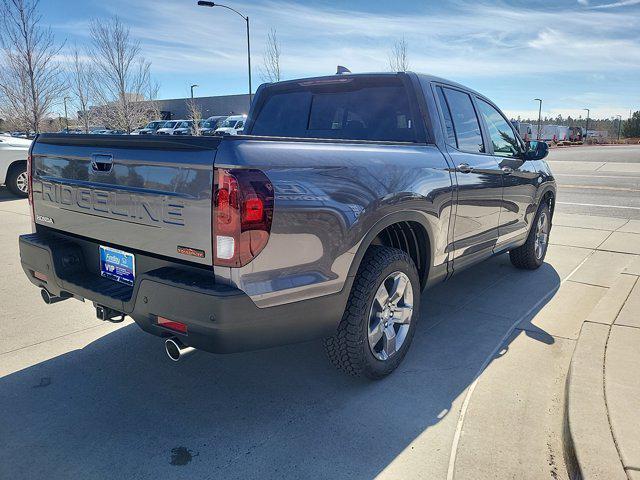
[
  {"xmin": 534, "ymin": 211, "xmax": 549, "ymax": 260},
  {"xmin": 16, "ymin": 171, "xmax": 28, "ymax": 194},
  {"xmin": 368, "ymin": 271, "xmax": 414, "ymax": 361}
]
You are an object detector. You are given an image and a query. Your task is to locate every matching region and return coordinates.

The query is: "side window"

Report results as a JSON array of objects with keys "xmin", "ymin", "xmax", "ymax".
[
  {"xmin": 442, "ymin": 87, "xmax": 484, "ymax": 153},
  {"xmin": 476, "ymin": 99, "xmax": 522, "ymax": 158},
  {"xmin": 436, "ymin": 87, "xmax": 456, "ymax": 147}
]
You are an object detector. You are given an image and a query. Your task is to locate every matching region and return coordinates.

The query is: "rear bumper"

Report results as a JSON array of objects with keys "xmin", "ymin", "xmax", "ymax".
[{"xmin": 19, "ymin": 231, "xmax": 344, "ymax": 353}]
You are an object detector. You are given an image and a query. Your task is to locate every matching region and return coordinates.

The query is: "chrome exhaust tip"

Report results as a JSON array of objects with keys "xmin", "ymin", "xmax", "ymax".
[
  {"xmin": 40, "ymin": 288, "xmax": 66, "ymax": 305},
  {"xmin": 165, "ymin": 337, "xmax": 195, "ymax": 362}
]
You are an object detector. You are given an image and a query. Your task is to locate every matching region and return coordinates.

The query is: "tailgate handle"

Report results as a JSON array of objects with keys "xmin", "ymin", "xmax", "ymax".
[{"xmin": 91, "ymin": 154, "xmax": 113, "ymax": 173}]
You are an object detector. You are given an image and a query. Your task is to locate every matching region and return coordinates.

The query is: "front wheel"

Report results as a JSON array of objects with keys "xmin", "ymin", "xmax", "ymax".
[
  {"xmin": 324, "ymin": 246, "xmax": 421, "ymax": 379},
  {"xmin": 6, "ymin": 163, "xmax": 28, "ymax": 198},
  {"xmin": 509, "ymin": 202, "xmax": 551, "ymax": 269}
]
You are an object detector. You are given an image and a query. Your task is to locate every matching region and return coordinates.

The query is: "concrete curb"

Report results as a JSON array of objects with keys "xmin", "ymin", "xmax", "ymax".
[
  {"xmin": 564, "ymin": 275, "xmax": 638, "ymax": 480},
  {"xmin": 564, "ymin": 322, "xmax": 626, "ymax": 480}
]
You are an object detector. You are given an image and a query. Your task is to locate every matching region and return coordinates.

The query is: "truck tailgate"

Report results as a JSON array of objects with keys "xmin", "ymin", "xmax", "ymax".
[{"xmin": 31, "ymin": 135, "xmax": 221, "ymax": 265}]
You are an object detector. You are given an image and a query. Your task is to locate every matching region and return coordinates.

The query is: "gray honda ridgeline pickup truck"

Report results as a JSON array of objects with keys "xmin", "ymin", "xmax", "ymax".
[{"xmin": 19, "ymin": 72, "xmax": 555, "ymax": 378}]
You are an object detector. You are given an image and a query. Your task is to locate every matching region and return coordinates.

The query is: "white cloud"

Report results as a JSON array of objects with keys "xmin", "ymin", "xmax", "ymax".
[
  {"xmin": 590, "ymin": 0, "xmax": 640, "ymax": 8},
  {"xmin": 56, "ymin": 0, "xmax": 638, "ymax": 79}
]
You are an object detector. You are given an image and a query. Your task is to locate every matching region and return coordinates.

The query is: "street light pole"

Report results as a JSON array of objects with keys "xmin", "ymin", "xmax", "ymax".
[
  {"xmin": 616, "ymin": 115, "xmax": 622, "ymax": 141},
  {"xmin": 197, "ymin": 1, "xmax": 252, "ymax": 108},
  {"xmin": 190, "ymin": 84, "xmax": 199, "ymax": 100},
  {"xmin": 63, "ymin": 96, "xmax": 70, "ymax": 131},
  {"xmin": 534, "ymin": 98, "xmax": 542, "ymax": 140},
  {"xmin": 583, "ymin": 108, "xmax": 590, "ymax": 142}
]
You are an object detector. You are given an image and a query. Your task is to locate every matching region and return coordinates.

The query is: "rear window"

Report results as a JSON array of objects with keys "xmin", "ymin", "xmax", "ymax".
[{"xmin": 249, "ymin": 77, "xmax": 417, "ymax": 142}]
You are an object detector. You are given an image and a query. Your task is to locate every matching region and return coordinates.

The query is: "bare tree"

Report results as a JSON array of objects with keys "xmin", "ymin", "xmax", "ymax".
[
  {"xmin": 89, "ymin": 16, "xmax": 159, "ymax": 133},
  {"xmin": 260, "ymin": 28, "xmax": 281, "ymax": 83},
  {"xmin": 68, "ymin": 47, "xmax": 94, "ymax": 133},
  {"xmin": 0, "ymin": 0, "xmax": 66, "ymax": 133},
  {"xmin": 388, "ymin": 37, "xmax": 409, "ymax": 72},
  {"xmin": 186, "ymin": 98, "xmax": 202, "ymax": 136}
]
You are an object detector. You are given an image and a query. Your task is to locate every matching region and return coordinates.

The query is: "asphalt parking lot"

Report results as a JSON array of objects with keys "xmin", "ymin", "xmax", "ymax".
[
  {"xmin": 548, "ymin": 144, "xmax": 640, "ymax": 219},
  {"xmin": 1, "ymin": 144, "xmax": 639, "ymax": 479}
]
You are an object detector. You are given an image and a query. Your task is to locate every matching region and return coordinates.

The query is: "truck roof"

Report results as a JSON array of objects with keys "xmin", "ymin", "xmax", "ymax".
[{"xmin": 263, "ymin": 71, "xmax": 485, "ymax": 99}]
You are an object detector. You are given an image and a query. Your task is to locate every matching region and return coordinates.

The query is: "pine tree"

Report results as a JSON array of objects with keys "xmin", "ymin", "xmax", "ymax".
[{"xmin": 622, "ymin": 111, "xmax": 640, "ymax": 138}]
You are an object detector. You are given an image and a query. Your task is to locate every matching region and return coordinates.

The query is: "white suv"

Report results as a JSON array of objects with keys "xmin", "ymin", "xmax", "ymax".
[
  {"xmin": 214, "ymin": 115, "xmax": 247, "ymax": 136},
  {"xmin": 0, "ymin": 134, "xmax": 31, "ymax": 197},
  {"xmin": 155, "ymin": 120, "xmax": 182, "ymax": 135}
]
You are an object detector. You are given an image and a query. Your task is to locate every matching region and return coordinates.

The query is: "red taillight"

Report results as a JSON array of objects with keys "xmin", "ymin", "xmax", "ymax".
[
  {"xmin": 157, "ymin": 316, "xmax": 188, "ymax": 334},
  {"xmin": 212, "ymin": 168, "xmax": 273, "ymax": 267}
]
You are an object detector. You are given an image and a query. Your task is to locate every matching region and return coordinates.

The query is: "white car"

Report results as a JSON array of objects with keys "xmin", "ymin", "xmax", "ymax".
[
  {"xmin": 214, "ymin": 115, "xmax": 247, "ymax": 136},
  {"xmin": 155, "ymin": 120, "xmax": 182, "ymax": 135},
  {"xmin": 0, "ymin": 134, "xmax": 31, "ymax": 197}
]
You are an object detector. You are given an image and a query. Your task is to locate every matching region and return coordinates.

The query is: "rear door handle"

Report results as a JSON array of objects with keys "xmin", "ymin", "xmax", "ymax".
[
  {"xmin": 457, "ymin": 163, "xmax": 473, "ymax": 174},
  {"xmin": 501, "ymin": 166, "xmax": 514, "ymax": 175}
]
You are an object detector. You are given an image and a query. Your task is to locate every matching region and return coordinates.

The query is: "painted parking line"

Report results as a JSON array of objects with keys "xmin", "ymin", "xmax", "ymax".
[
  {"xmin": 555, "ymin": 174, "xmax": 640, "ymax": 179},
  {"xmin": 560, "ymin": 184, "xmax": 640, "ymax": 193},
  {"xmin": 557, "ymin": 202, "xmax": 640, "ymax": 211}
]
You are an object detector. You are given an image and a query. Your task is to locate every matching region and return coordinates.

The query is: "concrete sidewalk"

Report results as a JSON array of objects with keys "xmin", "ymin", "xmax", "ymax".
[
  {"xmin": 449, "ymin": 213, "xmax": 640, "ymax": 480},
  {"xmin": 564, "ymin": 263, "xmax": 640, "ymax": 480}
]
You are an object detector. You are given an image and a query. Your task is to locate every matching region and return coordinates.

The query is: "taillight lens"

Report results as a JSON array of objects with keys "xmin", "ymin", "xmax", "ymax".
[{"xmin": 213, "ymin": 168, "xmax": 273, "ymax": 267}]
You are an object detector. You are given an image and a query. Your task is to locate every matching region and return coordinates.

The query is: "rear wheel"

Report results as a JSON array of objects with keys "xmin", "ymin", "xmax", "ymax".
[
  {"xmin": 509, "ymin": 202, "xmax": 551, "ymax": 269},
  {"xmin": 6, "ymin": 163, "xmax": 28, "ymax": 198},
  {"xmin": 324, "ymin": 245, "xmax": 421, "ymax": 379}
]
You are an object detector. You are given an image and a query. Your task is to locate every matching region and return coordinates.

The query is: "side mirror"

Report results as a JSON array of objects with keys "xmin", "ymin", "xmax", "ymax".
[{"xmin": 525, "ymin": 140, "xmax": 549, "ymax": 161}]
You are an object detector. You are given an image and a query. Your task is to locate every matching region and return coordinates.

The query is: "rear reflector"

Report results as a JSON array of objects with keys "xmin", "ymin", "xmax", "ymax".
[
  {"xmin": 157, "ymin": 316, "xmax": 188, "ymax": 334},
  {"xmin": 33, "ymin": 271, "xmax": 48, "ymax": 282}
]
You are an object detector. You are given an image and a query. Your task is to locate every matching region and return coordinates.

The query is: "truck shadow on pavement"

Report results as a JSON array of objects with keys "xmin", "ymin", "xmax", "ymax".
[
  {"xmin": 0, "ymin": 186, "xmax": 21, "ymax": 202},
  {"xmin": 0, "ymin": 254, "xmax": 561, "ymax": 479}
]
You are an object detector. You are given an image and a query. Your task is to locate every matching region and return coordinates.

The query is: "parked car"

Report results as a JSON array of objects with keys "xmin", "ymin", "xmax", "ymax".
[
  {"xmin": 172, "ymin": 120, "xmax": 195, "ymax": 136},
  {"xmin": 11, "ymin": 131, "xmax": 34, "ymax": 139},
  {"xmin": 155, "ymin": 120, "xmax": 181, "ymax": 135},
  {"xmin": 214, "ymin": 115, "xmax": 246, "ymax": 136},
  {"xmin": 0, "ymin": 134, "xmax": 31, "ymax": 197},
  {"xmin": 136, "ymin": 120, "xmax": 167, "ymax": 135},
  {"xmin": 20, "ymin": 72, "xmax": 555, "ymax": 378},
  {"xmin": 200, "ymin": 116, "xmax": 227, "ymax": 135}
]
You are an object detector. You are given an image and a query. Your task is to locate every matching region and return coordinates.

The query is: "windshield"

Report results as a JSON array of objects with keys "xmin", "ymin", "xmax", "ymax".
[
  {"xmin": 201, "ymin": 121, "xmax": 215, "ymax": 128},
  {"xmin": 221, "ymin": 119, "xmax": 239, "ymax": 128},
  {"xmin": 163, "ymin": 121, "xmax": 177, "ymax": 128},
  {"xmin": 249, "ymin": 76, "xmax": 417, "ymax": 142},
  {"xmin": 147, "ymin": 121, "xmax": 163, "ymax": 129}
]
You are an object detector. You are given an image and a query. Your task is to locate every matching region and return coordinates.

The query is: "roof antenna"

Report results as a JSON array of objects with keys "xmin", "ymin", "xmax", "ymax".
[{"xmin": 336, "ymin": 65, "xmax": 351, "ymax": 75}]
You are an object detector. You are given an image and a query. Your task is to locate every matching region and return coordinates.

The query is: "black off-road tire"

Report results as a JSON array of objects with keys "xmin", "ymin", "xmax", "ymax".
[
  {"xmin": 509, "ymin": 202, "xmax": 551, "ymax": 270},
  {"xmin": 324, "ymin": 245, "xmax": 421, "ymax": 379},
  {"xmin": 6, "ymin": 162, "xmax": 28, "ymax": 198}
]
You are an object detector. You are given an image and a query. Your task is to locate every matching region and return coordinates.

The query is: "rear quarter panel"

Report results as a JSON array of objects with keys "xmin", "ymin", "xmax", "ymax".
[{"xmin": 214, "ymin": 138, "xmax": 455, "ymax": 307}]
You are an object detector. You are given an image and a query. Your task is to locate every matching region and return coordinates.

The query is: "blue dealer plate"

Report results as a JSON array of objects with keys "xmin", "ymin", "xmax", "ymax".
[{"xmin": 99, "ymin": 246, "xmax": 135, "ymax": 286}]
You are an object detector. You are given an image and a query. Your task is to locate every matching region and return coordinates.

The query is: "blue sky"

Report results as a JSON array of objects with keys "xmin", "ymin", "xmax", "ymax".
[{"xmin": 42, "ymin": 0, "xmax": 640, "ymax": 119}]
